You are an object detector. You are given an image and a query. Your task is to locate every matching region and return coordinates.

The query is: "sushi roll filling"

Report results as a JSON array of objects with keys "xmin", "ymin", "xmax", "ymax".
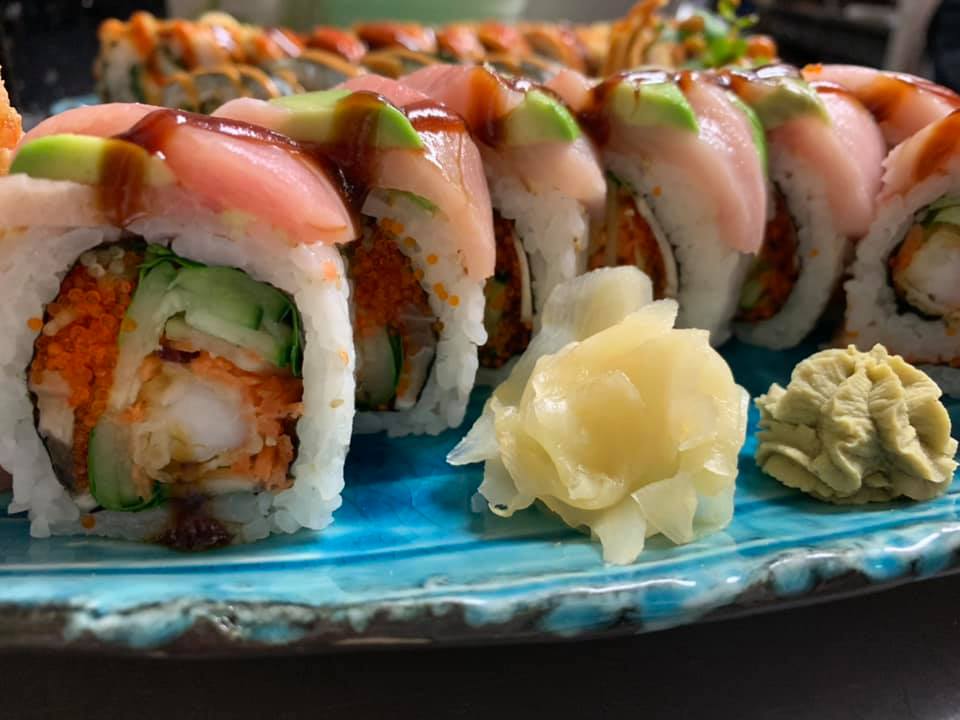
[
  {"xmin": 481, "ymin": 212, "xmax": 534, "ymax": 368},
  {"xmin": 889, "ymin": 198, "xmax": 960, "ymax": 323},
  {"xmin": 348, "ymin": 221, "xmax": 438, "ymax": 410},
  {"xmin": 589, "ymin": 176, "xmax": 677, "ymax": 300},
  {"xmin": 737, "ymin": 188, "xmax": 801, "ymax": 322},
  {"xmin": 27, "ymin": 242, "xmax": 305, "ymax": 538}
]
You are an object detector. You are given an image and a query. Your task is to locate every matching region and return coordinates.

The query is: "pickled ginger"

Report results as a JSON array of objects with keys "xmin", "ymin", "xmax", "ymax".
[{"xmin": 449, "ymin": 267, "xmax": 749, "ymax": 564}]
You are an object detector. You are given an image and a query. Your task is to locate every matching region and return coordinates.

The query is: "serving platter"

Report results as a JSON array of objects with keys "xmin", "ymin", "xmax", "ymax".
[{"xmin": 1, "ymin": 338, "xmax": 958, "ymax": 655}]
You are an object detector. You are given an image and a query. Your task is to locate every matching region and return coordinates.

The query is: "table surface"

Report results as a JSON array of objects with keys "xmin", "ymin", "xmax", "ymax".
[{"xmin": 4, "ymin": 572, "xmax": 960, "ymax": 719}]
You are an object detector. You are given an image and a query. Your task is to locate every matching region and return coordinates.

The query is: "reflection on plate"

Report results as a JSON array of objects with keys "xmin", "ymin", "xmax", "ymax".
[{"xmin": 0, "ymin": 339, "xmax": 958, "ymax": 654}]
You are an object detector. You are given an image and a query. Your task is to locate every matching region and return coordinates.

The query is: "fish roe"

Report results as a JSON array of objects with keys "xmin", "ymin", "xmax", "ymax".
[
  {"xmin": 347, "ymin": 226, "xmax": 433, "ymax": 339},
  {"xmin": 28, "ymin": 249, "xmax": 141, "ymax": 490},
  {"xmin": 590, "ymin": 184, "xmax": 670, "ymax": 299}
]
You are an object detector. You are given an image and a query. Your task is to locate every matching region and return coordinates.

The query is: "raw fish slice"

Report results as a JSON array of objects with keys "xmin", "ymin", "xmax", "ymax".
[
  {"xmin": 880, "ymin": 110, "xmax": 960, "ymax": 201},
  {"xmin": 802, "ymin": 64, "xmax": 960, "ymax": 147},
  {"xmin": 218, "ymin": 77, "xmax": 494, "ymax": 279},
  {"xmin": 402, "ymin": 64, "xmax": 606, "ymax": 216},
  {"xmin": 760, "ymin": 84, "xmax": 885, "ymax": 237},
  {"xmin": 19, "ymin": 104, "xmax": 357, "ymax": 246}
]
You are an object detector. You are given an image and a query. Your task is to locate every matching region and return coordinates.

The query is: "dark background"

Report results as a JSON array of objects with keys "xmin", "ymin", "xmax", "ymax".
[
  {"xmin": 5, "ymin": 573, "xmax": 960, "ymax": 719},
  {"xmin": 3, "ymin": 3, "xmax": 960, "ymax": 718}
]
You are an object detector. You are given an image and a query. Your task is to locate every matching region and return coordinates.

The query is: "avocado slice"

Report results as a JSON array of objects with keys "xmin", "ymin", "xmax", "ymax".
[
  {"xmin": 502, "ymin": 89, "xmax": 581, "ymax": 146},
  {"xmin": 608, "ymin": 81, "xmax": 699, "ymax": 132},
  {"xmin": 737, "ymin": 78, "xmax": 829, "ymax": 130},
  {"xmin": 929, "ymin": 205, "xmax": 960, "ymax": 228},
  {"xmin": 271, "ymin": 90, "xmax": 423, "ymax": 150},
  {"xmin": 10, "ymin": 134, "xmax": 174, "ymax": 187},
  {"xmin": 88, "ymin": 417, "xmax": 161, "ymax": 511},
  {"xmin": 727, "ymin": 92, "xmax": 769, "ymax": 175}
]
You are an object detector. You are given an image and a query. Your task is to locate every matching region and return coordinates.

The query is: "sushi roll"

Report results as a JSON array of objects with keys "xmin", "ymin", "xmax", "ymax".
[
  {"xmin": 554, "ymin": 69, "xmax": 767, "ymax": 344},
  {"xmin": 3, "ymin": 104, "xmax": 358, "ymax": 544},
  {"xmin": 802, "ymin": 64, "xmax": 960, "ymax": 148},
  {"xmin": 402, "ymin": 64, "xmax": 605, "ymax": 370},
  {"xmin": 845, "ymin": 110, "xmax": 960, "ymax": 393},
  {"xmin": 215, "ymin": 76, "xmax": 494, "ymax": 435},
  {"xmin": 725, "ymin": 66, "xmax": 885, "ymax": 348}
]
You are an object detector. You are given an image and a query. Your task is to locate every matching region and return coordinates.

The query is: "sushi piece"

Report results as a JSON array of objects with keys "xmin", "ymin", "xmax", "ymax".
[
  {"xmin": 802, "ymin": 64, "xmax": 960, "ymax": 147},
  {"xmin": 267, "ymin": 50, "xmax": 364, "ymax": 92},
  {"xmin": 354, "ymin": 22, "xmax": 437, "ymax": 55},
  {"xmin": 3, "ymin": 104, "xmax": 358, "ymax": 544},
  {"xmin": 844, "ymin": 110, "xmax": 960, "ymax": 393},
  {"xmin": 554, "ymin": 69, "xmax": 767, "ymax": 344},
  {"xmin": 519, "ymin": 23, "xmax": 589, "ymax": 73},
  {"xmin": 215, "ymin": 77, "xmax": 494, "ymax": 435},
  {"xmin": 725, "ymin": 65, "xmax": 885, "ymax": 348},
  {"xmin": 361, "ymin": 49, "xmax": 438, "ymax": 79},
  {"xmin": 449, "ymin": 267, "xmax": 749, "ymax": 565},
  {"xmin": 474, "ymin": 21, "xmax": 534, "ymax": 57},
  {"xmin": 306, "ymin": 27, "xmax": 368, "ymax": 64},
  {"xmin": 402, "ymin": 64, "xmax": 605, "ymax": 370},
  {"xmin": 435, "ymin": 25, "xmax": 486, "ymax": 63}
]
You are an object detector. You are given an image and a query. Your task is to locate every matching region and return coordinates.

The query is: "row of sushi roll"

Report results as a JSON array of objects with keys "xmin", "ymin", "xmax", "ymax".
[
  {"xmin": 93, "ymin": 1, "xmax": 777, "ymax": 112},
  {"xmin": 1, "ymin": 49, "xmax": 959, "ymax": 551}
]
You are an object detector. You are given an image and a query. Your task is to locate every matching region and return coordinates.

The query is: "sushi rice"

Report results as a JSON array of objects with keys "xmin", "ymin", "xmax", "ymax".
[{"xmin": 354, "ymin": 191, "xmax": 486, "ymax": 436}]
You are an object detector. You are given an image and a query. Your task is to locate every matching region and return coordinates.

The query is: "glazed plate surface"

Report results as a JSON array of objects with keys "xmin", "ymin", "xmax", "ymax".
[{"xmin": 2, "ymin": 340, "xmax": 959, "ymax": 654}]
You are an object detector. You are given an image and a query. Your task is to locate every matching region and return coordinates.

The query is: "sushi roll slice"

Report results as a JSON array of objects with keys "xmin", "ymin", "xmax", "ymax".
[
  {"xmin": 435, "ymin": 25, "xmax": 487, "ymax": 63},
  {"xmin": 554, "ymin": 69, "xmax": 767, "ymax": 344},
  {"xmin": 306, "ymin": 27, "xmax": 368, "ymax": 64},
  {"xmin": 361, "ymin": 50, "xmax": 438, "ymax": 80},
  {"xmin": 845, "ymin": 110, "xmax": 960, "ymax": 392},
  {"xmin": 519, "ymin": 23, "xmax": 589, "ymax": 74},
  {"xmin": 402, "ymin": 64, "xmax": 605, "ymax": 370},
  {"xmin": 802, "ymin": 64, "xmax": 960, "ymax": 148},
  {"xmin": 215, "ymin": 77, "xmax": 495, "ymax": 435},
  {"xmin": 726, "ymin": 66, "xmax": 885, "ymax": 348},
  {"xmin": 3, "ymin": 104, "xmax": 358, "ymax": 544},
  {"xmin": 354, "ymin": 22, "xmax": 438, "ymax": 55},
  {"xmin": 267, "ymin": 50, "xmax": 364, "ymax": 92}
]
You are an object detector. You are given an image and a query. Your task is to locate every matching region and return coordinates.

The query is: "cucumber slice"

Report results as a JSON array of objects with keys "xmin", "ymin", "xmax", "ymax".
[
  {"xmin": 183, "ymin": 308, "xmax": 291, "ymax": 367},
  {"xmin": 356, "ymin": 327, "xmax": 402, "ymax": 409},
  {"xmin": 88, "ymin": 417, "xmax": 161, "ymax": 511},
  {"xmin": 172, "ymin": 267, "xmax": 265, "ymax": 329},
  {"xmin": 174, "ymin": 266, "xmax": 290, "ymax": 324},
  {"xmin": 930, "ymin": 206, "xmax": 960, "ymax": 228}
]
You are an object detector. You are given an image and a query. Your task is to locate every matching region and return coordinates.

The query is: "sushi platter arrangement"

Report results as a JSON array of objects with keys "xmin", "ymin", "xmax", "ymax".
[{"xmin": 0, "ymin": 0, "xmax": 958, "ymax": 653}]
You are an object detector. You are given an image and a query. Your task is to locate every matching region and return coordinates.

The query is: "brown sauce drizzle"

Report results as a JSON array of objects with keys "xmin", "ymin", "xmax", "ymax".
[
  {"xmin": 579, "ymin": 69, "xmax": 678, "ymax": 146},
  {"xmin": 354, "ymin": 22, "xmax": 436, "ymax": 53},
  {"xmin": 914, "ymin": 111, "xmax": 960, "ymax": 183},
  {"xmin": 98, "ymin": 95, "xmax": 468, "ymax": 229}
]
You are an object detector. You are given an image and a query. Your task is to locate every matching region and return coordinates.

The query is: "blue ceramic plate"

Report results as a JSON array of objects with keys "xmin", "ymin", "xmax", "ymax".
[{"xmin": 1, "ymin": 339, "xmax": 959, "ymax": 654}]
